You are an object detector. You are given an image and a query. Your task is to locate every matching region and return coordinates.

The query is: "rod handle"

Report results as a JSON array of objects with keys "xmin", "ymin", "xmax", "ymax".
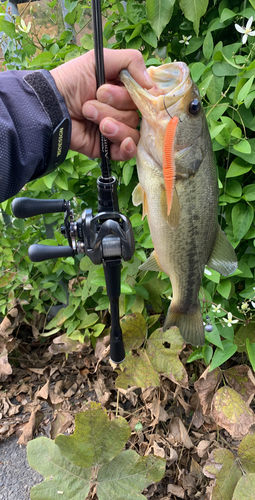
[{"xmin": 28, "ymin": 244, "xmax": 73, "ymax": 262}]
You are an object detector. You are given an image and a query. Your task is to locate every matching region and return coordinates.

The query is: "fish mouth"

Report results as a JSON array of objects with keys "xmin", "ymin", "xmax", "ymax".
[{"xmin": 120, "ymin": 62, "xmax": 192, "ymax": 114}]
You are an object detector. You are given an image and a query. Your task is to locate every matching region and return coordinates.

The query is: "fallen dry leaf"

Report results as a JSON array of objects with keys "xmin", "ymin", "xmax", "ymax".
[
  {"xmin": 211, "ymin": 386, "xmax": 255, "ymax": 438},
  {"xmin": 224, "ymin": 365, "xmax": 255, "ymax": 403},
  {"xmin": 168, "ymin": 416, "xmax": 194, "ymax": 449},
  {"xmin": 0, "ymin": 350, "xmax": 12, "ymax": 381},
  {"xmin": 194, "ymin": 366, "xmax": 222, "ymax": 415},
  {"xmin": 18, "ymin": 405, "xmax": 43, "ymax": 445},
  {"xmin": 50, "ymin": 411, "xmax": 73, "ymax": 439},
  {"xmin": 167, "ymin": 483, "xmax": 185, "ymax": 498},
  {"xmin": 196, "ymin": 439, "xmax": 211, "ymax": 458}
]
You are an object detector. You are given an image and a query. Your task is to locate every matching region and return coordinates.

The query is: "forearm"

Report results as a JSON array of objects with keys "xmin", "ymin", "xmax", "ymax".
[{"xmin": 0, "ymin": 69, "xmax": 71, "ymax": 203}]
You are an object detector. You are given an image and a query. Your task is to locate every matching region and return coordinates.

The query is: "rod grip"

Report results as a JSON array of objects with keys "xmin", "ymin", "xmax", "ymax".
[
  {"xmin": 28, "ymin": 244, "xmax": 73, "ymax": 262},
  {"xmin": 12, "ymin": 198, "xmax": 66, "ymax": 218}
]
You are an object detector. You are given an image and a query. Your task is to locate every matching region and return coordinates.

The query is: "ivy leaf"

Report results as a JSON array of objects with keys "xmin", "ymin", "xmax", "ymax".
[
  {"xmin": 55, "ymin": 405, "xmax": 130, "ymax": 468},
  {"xmin": 120, "ymin": 312, "xmax": 147, "ymax": 351},
  {"xmin": 97, "ymin": 450, "xmax": 165, "ymax": 500},
  {"xmin": 179, "ymin": 0, "xmax": 209, "ymax": 35},
  {"xmin": 28, "ymin": 407, "xmax": 166, "ymax": 500},
  {"xmin": 203, "ymin": 448, "xmax": 242, "ymax": 500},
  {"xmin": 233, "ymin": 474, "xmax": 255, "ymax": 500},
  {"xmin": 28, "ymin": 437, "xmax": 92, "ymax": 500},
  {"xmin": 147, "ymin": 327, "xmax": 188, "ymax": 388},
  {"xmin": 211, "ymin": 386, "xmax": 255, "ymax": 438},
  {"xmin": 146, "ymin": 0, "xmax": 175, "ymax": 38},
  {"xmin": 116, "ymin": 351, "xmax": 160, "ymax": 389}
]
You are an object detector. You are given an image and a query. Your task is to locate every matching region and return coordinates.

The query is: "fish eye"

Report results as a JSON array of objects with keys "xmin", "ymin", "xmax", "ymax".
[{"xmin": 189, "ymin": 99, "xmax": 201, "ymax": 115}]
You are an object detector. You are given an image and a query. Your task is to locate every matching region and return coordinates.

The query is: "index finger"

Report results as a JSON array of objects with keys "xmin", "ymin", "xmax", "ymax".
[{"xmin": 103, "ymin": 48, "xmax": 153, "ymax": 89}]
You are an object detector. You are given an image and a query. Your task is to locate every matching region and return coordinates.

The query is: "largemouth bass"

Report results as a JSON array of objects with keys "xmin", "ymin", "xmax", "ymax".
[{"xmin": 120, "ymin": 63, "xmax": 237, "ymax": 346}]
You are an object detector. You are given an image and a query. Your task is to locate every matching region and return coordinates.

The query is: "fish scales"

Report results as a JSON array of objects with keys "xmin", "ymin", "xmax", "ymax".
[{"xmin": 120, "ymin": 63, "xmax": 237, "ymax": 346}]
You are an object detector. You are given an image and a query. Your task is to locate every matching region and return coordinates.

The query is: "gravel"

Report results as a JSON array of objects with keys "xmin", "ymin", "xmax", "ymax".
[{"xmin": 0, "ymin": 435, "xmax": 43, "ymax": 500}]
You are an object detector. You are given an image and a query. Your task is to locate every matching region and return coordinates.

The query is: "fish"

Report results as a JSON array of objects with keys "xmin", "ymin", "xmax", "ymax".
[{"xmin": 120, "ymin": 62, "xmax": 238, "ymax": 346}]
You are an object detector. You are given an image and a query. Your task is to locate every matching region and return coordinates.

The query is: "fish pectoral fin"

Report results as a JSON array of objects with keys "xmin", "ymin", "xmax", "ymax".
[
  {"xmin": 132, "ymin": 183, "xmax": 148, "ymax": 220},
  {"xmin": 132, "ymin": 183, "xmax": 143, "ymax": 206},
  {"xmin": 207, "ymin": 225, "xmax": 238, "ymax": 277},
  {"xmin": 139, "ymin": 250, "xmax": 163, "ymax": 272},
  {"xmin": 160, "ymin": 186, "xmax": 180, "ymax": 229}
]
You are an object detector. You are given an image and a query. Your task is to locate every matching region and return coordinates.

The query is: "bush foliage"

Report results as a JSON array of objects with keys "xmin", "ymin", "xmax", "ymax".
[{"xmin": 0, "ymin": 0, "xmax": 255, "ymax": 369}]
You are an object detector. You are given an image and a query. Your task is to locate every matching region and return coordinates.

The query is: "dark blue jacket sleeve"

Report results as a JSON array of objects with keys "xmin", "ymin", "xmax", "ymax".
[{"xmin": 0, "ymin": 69, "xmax": 71, "ymax": 203}]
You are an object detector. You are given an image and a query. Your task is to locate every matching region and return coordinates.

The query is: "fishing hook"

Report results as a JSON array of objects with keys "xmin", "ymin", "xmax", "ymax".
[{"xmin": 163, "ymin": 95, "xmax": 182, "ymax": 123}]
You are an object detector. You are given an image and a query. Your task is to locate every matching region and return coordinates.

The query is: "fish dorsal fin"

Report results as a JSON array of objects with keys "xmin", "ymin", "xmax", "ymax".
[
  {"xmin": 139, "ymin": 250, "xmax": 162, "ymax": 272},
  {"xmin": 160, "ymin": 186, "xmax": 180, "ymax": 229},
  {"xmin": 207, "ymin": 225, "xmax": 238, "ymax": 277},
  {"xmin": 132, "ymin": 183, "xmax": 148, "ymax": 220},
  {"xmin": 163, "ymin": 116, "xmax": 178, "ymax": 216}
]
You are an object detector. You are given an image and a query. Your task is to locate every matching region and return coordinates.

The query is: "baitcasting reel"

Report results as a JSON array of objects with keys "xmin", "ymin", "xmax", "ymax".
[{"xmin": 11, "ymin": 175, "xmax": 135, "ymax": 364}]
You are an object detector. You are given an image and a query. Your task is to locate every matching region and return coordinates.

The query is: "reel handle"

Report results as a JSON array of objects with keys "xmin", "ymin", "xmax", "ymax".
[
  {"xmin": 12, "ymin": 198, "xmax": 67, "ymax": 218},
  {"xmin": 28, "ymin": 244, "xmax": 74, "ymax": 262}
]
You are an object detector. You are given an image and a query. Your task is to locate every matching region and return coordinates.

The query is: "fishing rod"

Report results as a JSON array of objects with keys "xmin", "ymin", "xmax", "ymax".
[{"xmin": 11, "ymin": 0, "xmax": 135, "ymax": 364}]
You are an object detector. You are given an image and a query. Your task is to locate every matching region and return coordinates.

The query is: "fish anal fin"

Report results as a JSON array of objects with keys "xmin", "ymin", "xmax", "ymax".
[
  {"xmin": 207, "ymin": 225, "xmax": 238, "ymax": 277},
  {"xmin": 160, "ymin": 186, "xmax": 180, "ymax": 229},
  {"xmin": 163, "ymin": 302, "xmax": 204, "ymax": 346},
  {"xmin": 139, "ymin": 250, "xmax": 162, "ymax": 272}
]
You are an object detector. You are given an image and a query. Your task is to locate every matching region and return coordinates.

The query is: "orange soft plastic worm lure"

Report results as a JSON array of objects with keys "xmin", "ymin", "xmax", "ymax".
[{"xmin": 162, "ymin": 116, "xmax": 179, "ymax": 216}]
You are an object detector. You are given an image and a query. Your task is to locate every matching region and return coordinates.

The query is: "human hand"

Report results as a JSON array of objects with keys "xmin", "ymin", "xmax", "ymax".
[{"xmin": 50, "ymin": 49, "xmax": 152, "ymax": 161}]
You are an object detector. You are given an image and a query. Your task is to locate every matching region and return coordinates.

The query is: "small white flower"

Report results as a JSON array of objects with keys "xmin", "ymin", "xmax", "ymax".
[
  {"xmin": 235, "ymin": 16, "xmax": 255, "ymax": 44},
  {"xmin": 223, "ymin": 312, "xmax": 239, "ymax": 327},
  {"xmin": 179, "ymin": 35, "xmax": 192, "ymax": 45},
  {"xmin": 251, "ymin": 301, "xmax": 255, "ymax": 308},
  {"xmin": 212, "ymin": 303, "xmax": 221, "ymax": 313},
  {"xmin": 18, "ymin": 18, "xmax": 31, "ymax": 33}
]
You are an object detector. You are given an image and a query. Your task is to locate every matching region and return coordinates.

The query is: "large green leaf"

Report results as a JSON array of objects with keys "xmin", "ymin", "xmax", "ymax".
[
  {"xmin": 179, "ymin": 0, "xmax": 209, "ymax": 35},
  {"xmin": 146, "ymin": 0, "xmax": 175, "ymax": 38},
  {"xmin": 28, "ymin": 437, "xmax": 91, "ymax": 500},
  {"xmin": 97, "ymin": 450, "xmax": 165, "ymax": 500},
  {"xmin": 231, "ymin": 203, "xmax": 254, "ymax": 241},
  {"xmin": 27, "ymin": 407, "xmax": 166, "ymax": 500},
  {"xmin": 55, "ymin": 405, "xmax": 130, "ymax": 468}
]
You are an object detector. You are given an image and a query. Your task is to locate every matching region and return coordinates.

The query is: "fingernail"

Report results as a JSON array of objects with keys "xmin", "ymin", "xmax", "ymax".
[
  {"xmin": 102, "ymin": 120, "xmax": 118, "ymax": 135},
  {"xmin": 143, "ymin": 70, "xmax": 153, "ymax": 87},
  {"xmin": 97, "ymin": 88, "xmax": 111, "ymax": 104},
  {"xmin": 123, "ymin": 138, "xmax": 135, "ymax": 153},
  {"xmin": 83, "ymin": 105, "xmax": 98, "ymax": 120}
]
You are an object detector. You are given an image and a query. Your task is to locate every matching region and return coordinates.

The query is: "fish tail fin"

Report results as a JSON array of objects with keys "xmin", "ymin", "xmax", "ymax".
[{"xmin": 163, "ymin": 303, "xmax": 204, "ymax": 346}]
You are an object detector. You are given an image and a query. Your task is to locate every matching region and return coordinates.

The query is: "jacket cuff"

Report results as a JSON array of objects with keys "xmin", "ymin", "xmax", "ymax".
[{"xmin": 24, "ymin": 70, "xmax": 71, "ymax": 176}]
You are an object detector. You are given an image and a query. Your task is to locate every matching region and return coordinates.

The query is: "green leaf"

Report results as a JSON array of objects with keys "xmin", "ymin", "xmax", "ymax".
[
  {"xmin": 206, "ymin": 75, "xmax": 224, "ymax": 104},
  {"xmin": 226, "ymin": 158, "xmax": 252, "ymax": 177},
  {"xmin": 220, "ymin": 8, "xmax": 237, "ymax": 23},
  {"xmin": 190, "ymin": 62, "xmax": 206, "ymax": 82},
  {"xmin": 29, "ymin": 52, "xmax": 54, "ymax": 67},
  {"xmin": 243, "ymin": 184, "xmax": 255, "ymax": 201},
  {"xmin": 79, "ymin": 313, "xmax": 99, "ymax": 329},
  {"xmin": 56, "ymin": 406, "xmax": 130, "ymax": 468},
  {"xmin": 28, "ymin": 437, "xmax": 91, "ymax": 500},
  {"xmin": 46, "ymin": 305, "xmax": 75, "ymax": 329},
  {"xmin": 116, "ymin": 350, "xmax": 160, "ymax": 389},
  {"xmin": 127, "ymin": 0, "xmax": 146, "ymax": 25},
  {"xmin": 80, "ymin": 33, "xmax": 94, "ymax": 50},
  {"xmin": 120, "ymin": 313, "xmax": 147, "ymax": 351},
  {"xmin": 216, "ymin": 279, "xmax": 232, "ymax": 299},
  {"xmin": 204, "ymin": 448, "xmax": 240, "ymax": 500},
  {"xmin": 141, "ymin": 26, "xmax": 157, "ymax": 48},
  {"xmin": 146, "ymin": 0, "xmax": 175, "ymax": 38},
  {"xmin": 232, "ymin": 203, "xmax": 254, "ymax": 240},
  {"xmin": 123, "ymin": 163, "xmax": 134, "ymax": 186},
  {"xmin": 0, "ymin": 19, "xmax": 16, "ymax": 37},
  {"xmin": 233, "ymin": 474, "xmax": 255, "ymax": 500},
  {"xmin": 147, "ymin": 327, "xmax": 188, "ymax": 387},
  {"xmin": 246, "ymin": 339, "xmax": 255, "ymax": 371},
  {"xmin": 179, "ymin": 0, "xmax": 209, "ymax": 35},
  {"xmin": 210, "ymin": 342, "xmax": 237, "ymax": 371},
  {"xmin": 97, "ymin": 450, "xmax": 165, "ymax": 500},
  {"xmin": 203, "ymin": 31, "xmax": 213, "ymax": 60},
  {"xmin": 55, "ymin": 171, "xmax": 69, "ymax": 190},
  {"xmin": 237, "ymin": 76, "xmax": 255, "ymax": 103},
  {"xmin": 233, "ymin": 139, "xmax": 251, "ymax": 155}
]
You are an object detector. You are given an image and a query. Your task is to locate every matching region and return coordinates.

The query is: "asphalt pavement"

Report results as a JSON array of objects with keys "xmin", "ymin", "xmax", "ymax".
[{"xmin": 0, "ymin": 435, "xmax": 43, "ymax": 500}]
